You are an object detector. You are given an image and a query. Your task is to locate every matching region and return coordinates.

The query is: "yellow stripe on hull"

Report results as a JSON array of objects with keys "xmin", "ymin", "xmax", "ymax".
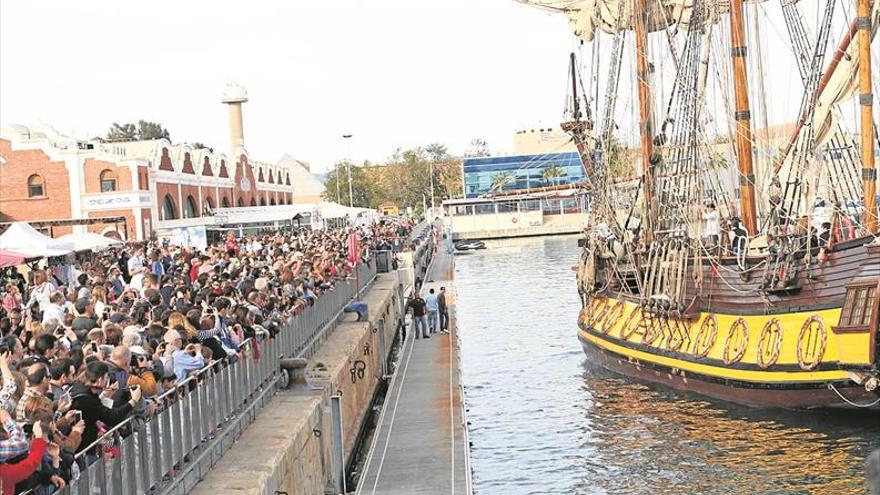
[{"xmin": 578, "ymin": 296, "xmax": 874, "ymax": 385}]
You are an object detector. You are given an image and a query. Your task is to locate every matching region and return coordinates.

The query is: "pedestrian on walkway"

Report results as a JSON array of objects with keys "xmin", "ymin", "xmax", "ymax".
[
  {"xmin": 425, "ymin": 288, "xmax": 439, "ymax": 334},
  {"xmin": 405, "ymin": 293, "xmax": 429, "ymax": 339},
  {"xmin": 438, "ymin": 286, "xmax": 449, "ymax": 334}
]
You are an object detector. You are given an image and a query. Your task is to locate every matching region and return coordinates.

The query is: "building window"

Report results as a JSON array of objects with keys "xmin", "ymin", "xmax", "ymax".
[
  {"xmin": 162, "ymin": 195, "xmax": 177, "ymax": 220},
  {"xmin": 222, "ymin": 197, "xmax": 230, "ymax": 208},
  {"xmin": 204, "ymin": 197, "xmax": 214, "ymax": 214},
  {"xmin": 184, "ymin": 195, "xmax": 198, "ymax": 218},
  {"xmin": 837, "ymin": 283, "xmax": 879, "ymax": 330},
  {"xmin": 100, "ymin": 169, "xmax": 117, "ymax": 192},
  {"xmin": 27, "ymin": 174, "xmax": 44, "ymax": 197}
]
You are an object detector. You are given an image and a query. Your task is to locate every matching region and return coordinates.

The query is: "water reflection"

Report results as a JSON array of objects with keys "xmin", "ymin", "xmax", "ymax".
[{"xmin": 455, "ymin": 236, "xmax": 878, "ymax": 495}]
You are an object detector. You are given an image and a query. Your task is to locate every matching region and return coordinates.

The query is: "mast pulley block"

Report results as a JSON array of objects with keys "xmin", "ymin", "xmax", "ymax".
[
  {"xmin": 731, "ymin": 46, "xmax": 748, "ymax": 57},
  {"xmin": 856, "ymin": 15, "xmax": 872, "ymax": 30},
  {"xmin": 859, "ymin": 93, "xmax": 873, "ymax": 106},
  {"xmin": 863, "ymin": 168, "xmax": 877, "ymax": 181},
  {"xmin": 734, "ymin": 110, "xmax": 751, "ymax": 121}
]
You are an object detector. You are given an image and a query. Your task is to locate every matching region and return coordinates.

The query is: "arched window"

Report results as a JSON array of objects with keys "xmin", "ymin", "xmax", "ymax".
[
  {"xmin": 221, "ymin": 196, "xmax": 230, "ymax": 208},
  {"xmin": 260, "ymin": 198, "xmax": 267, "ymax": 206},
  {"xmin": 270, "ymin": 198, "xmax": 276, "ymax": 206},
  {"xmin": 27, "ymin": 174, "xmax": 44, "ymax": 197},
  {"xmin": 162, "ymin": 195, "xmax": 177, "ymax": 220},
  {"xmin": 250, "ymin": 198, "xmax": 257, "ymax": 207},
  {"xmin": 237, "ymin": 197, "xmax": 244, "ymax": 207},
  {"xmin": 99, "ymin": 169, "xmax": 117, "ymax": 192},
  {"xmin": 204, "ymin": 197, "xmax": 215, "ymax": 214},
  {"xmin": 184, "ymin": 195, "xmax": 198, "ymax": 218}
]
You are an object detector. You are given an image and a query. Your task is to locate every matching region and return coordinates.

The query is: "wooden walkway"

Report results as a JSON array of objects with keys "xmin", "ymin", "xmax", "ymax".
[{"xmin": 355, "ymin": 246, "xmax": 472, "ymax": 495}]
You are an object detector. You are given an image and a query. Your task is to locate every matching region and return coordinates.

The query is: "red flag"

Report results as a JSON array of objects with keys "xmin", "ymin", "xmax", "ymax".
[{"xmin": 347, "ymin": 233, "xmax": 360, "ymax": 265}]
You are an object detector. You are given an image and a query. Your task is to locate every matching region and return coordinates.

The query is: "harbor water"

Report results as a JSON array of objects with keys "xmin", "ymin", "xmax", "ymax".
[{"xmin": 454, "ymin": 235, "xmax": 880, "ymax": 495}]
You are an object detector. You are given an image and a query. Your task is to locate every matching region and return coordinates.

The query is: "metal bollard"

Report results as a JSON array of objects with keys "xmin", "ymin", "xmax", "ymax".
[{"xmin": 330, "ymin": 395, "xmax": 346, "ymax": 494}]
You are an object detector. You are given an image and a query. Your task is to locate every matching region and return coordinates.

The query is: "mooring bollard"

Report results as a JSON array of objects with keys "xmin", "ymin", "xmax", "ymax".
[
  {"xmin": 330, "ymin": 395, "xmax": 346, "ymax": 494},
  {"xmin": 278, "ymin": 358, "xmax": 308, "ymax": 388}
]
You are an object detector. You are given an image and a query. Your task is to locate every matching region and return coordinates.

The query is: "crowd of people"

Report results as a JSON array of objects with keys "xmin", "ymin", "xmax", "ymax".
[{"xmin": 0, "ymin": 218, "xmax": 413, "ymax": 494}]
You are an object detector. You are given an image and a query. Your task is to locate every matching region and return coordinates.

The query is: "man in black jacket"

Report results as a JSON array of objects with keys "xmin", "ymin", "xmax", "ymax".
[{"xmin": 69, "ymin": 360, "xmax": 141, "ymax": 455}]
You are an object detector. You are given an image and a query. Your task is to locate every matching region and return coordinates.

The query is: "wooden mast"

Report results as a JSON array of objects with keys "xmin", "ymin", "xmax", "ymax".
[
  {"xmin": 857, "ymin": 0, "xmax": 877, "ymax": 233},
  {"xmin": 728, "ymin": 0, "xmax": 759, "ymax": 234},
  {"xmin": 634, "ymin": 0, "xmax": 655, "ymax": 237},
  {"xmin": 561, "ymin": 52, "xmax": 593, "ymax": 177}
]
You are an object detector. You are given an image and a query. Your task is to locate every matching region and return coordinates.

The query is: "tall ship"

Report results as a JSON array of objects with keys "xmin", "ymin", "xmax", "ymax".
[{"xmin": 520, "ymin": 0, "xmax": 880, "ymax": 408}]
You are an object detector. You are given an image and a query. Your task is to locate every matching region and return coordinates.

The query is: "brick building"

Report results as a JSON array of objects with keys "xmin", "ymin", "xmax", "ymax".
[{"xmin": 0, "ymin": 84, "xmax": 298, "ymax": 240}]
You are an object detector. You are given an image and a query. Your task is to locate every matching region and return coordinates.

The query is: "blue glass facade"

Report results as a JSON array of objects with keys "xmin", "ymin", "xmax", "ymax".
[{"xmin": 462, "ymin": 151, "xmax": 587, "ymax": 198}]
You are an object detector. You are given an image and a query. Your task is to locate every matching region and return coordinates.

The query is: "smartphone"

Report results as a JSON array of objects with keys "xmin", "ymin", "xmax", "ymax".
[
  {"xmin": 72, "ymin": 410, "xmax": 82, "ymax": 423},
  {"xmin": 90, "ymin": 342, "xmax": 98, "ymax": 353}
]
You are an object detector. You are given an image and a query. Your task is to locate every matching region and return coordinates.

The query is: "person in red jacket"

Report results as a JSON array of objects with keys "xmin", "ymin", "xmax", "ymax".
[{"xmin": 0, "ymin": 420, "xmax": 47, "ymax": 495}]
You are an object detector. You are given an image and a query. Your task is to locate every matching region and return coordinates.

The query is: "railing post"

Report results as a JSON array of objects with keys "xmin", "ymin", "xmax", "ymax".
[
  {"xmin": 378, "ymin": 318, "xmax": 388, "ymax": 378},
  {"xmin": 330, "ymin": 394, "xmax": 346, "ymax": 494}
]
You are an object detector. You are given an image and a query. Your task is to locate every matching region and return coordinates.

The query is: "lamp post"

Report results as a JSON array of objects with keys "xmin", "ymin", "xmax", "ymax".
[
  {"xmin": 429, "ymin": 161, "xmax": 435, "ymax": 217},
  {"xmin": 343, "ymin": 134, "xmax": 353, "ymax": 207}
]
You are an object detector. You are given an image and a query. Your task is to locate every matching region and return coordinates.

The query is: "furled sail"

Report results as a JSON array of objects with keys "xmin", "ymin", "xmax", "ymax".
[
  {"xmin": 516, "ymin": 0, "xmax": 771, "ymax": 41},
  {"xmin": 809, "ymin": 0, "xmax": 880, "ymax": 150}
]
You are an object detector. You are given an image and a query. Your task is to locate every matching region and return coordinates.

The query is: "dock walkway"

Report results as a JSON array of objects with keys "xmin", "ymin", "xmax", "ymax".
[{"xmin": 355, "ymin": 245, "xmax": 472, "ymax": 495}]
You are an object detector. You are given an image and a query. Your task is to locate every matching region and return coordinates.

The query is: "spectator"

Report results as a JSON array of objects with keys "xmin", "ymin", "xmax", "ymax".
[
  {"xmin": 69, "ymin": 361, "xmax": 141, "ymax": 455},
  {"xmin": 425, "ymin": 288, "xmax": 439, "ymax": 334},
  {"xmin": 15, "ymin": 364, "xmax": 52, "ymax": 422},
  {"xmin": 161, "ymin": 329, "xmax": 204, "ymax": 381},
  {"xmin": 0, "ymin": 420, "xmax": 47, "ymax": 495},
  {"xmin": 406, "ymin": 293, "xmax": 429, "ymax": 340}
]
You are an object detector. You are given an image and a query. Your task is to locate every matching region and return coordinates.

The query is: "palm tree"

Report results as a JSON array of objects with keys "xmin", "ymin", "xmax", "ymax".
[
  {"xmin": 542, "ymin": 165, "xmax": 565, "ymax": 186},
  {"xmin": 491, "ymin": 171, "xmax": 513, "ymax": 191}
]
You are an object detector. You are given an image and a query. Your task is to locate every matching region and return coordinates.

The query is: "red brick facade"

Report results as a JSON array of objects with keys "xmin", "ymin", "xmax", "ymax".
[{"xmin": 0, "ymin": 139, "xmax": 72, "ymax": 225}]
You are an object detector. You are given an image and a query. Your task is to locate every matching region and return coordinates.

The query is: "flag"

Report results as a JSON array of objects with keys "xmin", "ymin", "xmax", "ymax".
[{"xmin": 347, "ymin": 233, "xmax": 360, "ymax": 265}]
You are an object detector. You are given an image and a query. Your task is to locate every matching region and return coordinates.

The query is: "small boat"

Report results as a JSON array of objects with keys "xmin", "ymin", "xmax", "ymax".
[{"xmin": 454, "ymin": 240, "xmax": 487, "ymax": 251}]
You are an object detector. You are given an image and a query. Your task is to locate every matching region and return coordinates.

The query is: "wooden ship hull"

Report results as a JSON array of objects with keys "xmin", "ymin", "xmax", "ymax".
[{"xmin": 577, "ymin": 239, "xmax": 880, "ymax": 409}]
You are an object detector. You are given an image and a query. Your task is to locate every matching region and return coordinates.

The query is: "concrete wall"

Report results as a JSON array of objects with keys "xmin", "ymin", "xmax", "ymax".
[{"xmin": 451, "ymin": 212, "xmax": 589, "ymax": 240}]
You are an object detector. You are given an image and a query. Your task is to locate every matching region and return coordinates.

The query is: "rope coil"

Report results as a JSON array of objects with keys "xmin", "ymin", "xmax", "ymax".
[{"xmin": 692, "ymin": 314, "xmax": 718, "ymax": 358}]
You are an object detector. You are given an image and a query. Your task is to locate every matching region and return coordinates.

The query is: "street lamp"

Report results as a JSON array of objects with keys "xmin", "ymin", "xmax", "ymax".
[{"xmin": 343, "ymin": 134, "xmax": 353, "ymax": 207}]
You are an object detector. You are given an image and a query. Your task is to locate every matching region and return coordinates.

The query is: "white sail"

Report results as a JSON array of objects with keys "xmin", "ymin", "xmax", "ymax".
[
  {"xmin": 516, "ymin": 0, "xmax": 771, "ymax": 41},
  {"xmin": 810, "ymin": 0, "xmax": 880, "ymax": 150}
]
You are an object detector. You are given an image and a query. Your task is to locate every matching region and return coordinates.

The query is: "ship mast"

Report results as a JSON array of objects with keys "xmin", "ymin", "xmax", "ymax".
[
  {"xmin": 561, "ymin": 52, "xmax": 593, "ymax": 177},
  {"xmin": 634, "ymin": 0, "xmax": 655, "ymax": 238},
  {"xmin": 857, "ymin": 0, "xmax": 877, "ymax": 234},
  {"xmin": 728, "ymin": 0, "xmax": 759, "ymax": 235}
]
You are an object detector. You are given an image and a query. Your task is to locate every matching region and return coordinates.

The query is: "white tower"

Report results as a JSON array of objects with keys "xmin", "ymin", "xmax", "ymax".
[{"xmin": 221, "ymin": 83, "xmax": 248, "ymax": 156}]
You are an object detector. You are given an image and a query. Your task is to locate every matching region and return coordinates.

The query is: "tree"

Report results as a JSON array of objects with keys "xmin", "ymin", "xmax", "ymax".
[
  {"xmin": 106, "ymin": 123, "xmax": 137, "ymax": 142},
  {"xmin": 321, "ymin": 160, "xmax": 379, "ymax": 207},
  {"xmin": 491, "ymin": 171, "xmax": 513, "ymax": 191},
  {"xmin": 605, "ymin": 135, "xmax": 632, "ymax": 179},
  {"xmin": 105, "ymin": 120, "xmax": 171, "ymax": 142},
  {"xmin": 463, "ymin": 138, "xmax": 490, "ymax": 158},
  {"xmin": 542, "ymin": 165, "xmax": 566, "ymax": 186}
]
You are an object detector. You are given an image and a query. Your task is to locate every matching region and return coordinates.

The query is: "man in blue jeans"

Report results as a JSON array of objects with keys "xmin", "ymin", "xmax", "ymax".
[
  {"xmin": 405, "ymin": 293, "xmax": 429, "ymax": 339},
  {"xmin": 425, "ymin": 288, "xmax": 439, "ymax": 334}
]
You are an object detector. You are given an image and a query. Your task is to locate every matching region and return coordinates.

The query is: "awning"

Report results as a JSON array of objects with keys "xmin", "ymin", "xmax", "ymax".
[
  {"xmin": 0, "ymin": 222, "xmax": 75, "ymax": 258},
  {"xmin": 0, "ymin": 250, "xmax": 31, "ymax": 268},
  {"xmin": 57, "ymin": 232, "xmax": 124, "ymax": 251}
]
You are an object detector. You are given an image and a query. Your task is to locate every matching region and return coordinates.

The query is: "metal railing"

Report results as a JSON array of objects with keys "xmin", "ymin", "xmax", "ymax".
[{"xmin": 40, "ymin": 261, "xmax": 379, "ymax": 495}]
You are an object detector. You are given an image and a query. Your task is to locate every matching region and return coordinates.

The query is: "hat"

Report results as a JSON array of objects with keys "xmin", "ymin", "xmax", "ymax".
[
  {"xmin": 254, "ymin": 278, "xmax": 268, "ymax": 291},
  {"xmin": 129, "ymin": 345, "xmax": 148, "ymax": 356}
]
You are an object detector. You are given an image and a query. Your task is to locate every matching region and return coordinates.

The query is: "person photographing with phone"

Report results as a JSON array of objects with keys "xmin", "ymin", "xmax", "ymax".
[{"xmin": 69, "ymin": 361, "xmax": 142, "ymax": 456}]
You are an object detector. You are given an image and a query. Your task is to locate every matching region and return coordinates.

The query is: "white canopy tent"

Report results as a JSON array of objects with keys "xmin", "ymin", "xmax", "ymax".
[
  {"xmin": 0, "ymin": 222, "xmax": 75, "ymax": 258},
  {"xmin": 57, "ymin": 232, "xmax": 123, "ymax": 251}
]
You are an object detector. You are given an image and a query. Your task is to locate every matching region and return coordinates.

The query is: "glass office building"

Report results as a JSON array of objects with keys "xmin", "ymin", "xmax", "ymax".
[{"xmin": 462, "ymin": 151, "xmax": 586, "ymax": 198}]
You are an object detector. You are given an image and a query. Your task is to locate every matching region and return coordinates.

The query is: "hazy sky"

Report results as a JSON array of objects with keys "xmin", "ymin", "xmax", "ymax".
[{"xmin": 0, "ymin": 0, "xmax": 579, "ymax": 171}]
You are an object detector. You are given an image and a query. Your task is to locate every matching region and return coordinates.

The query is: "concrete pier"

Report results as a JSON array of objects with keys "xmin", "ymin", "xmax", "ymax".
[
  {"xmin": 188, "ymin": 227, "xmax": 470, "ymax": 495},
  {"xmin": 355, "ymin": 247, "xmax": 472, "ymax": 495}
]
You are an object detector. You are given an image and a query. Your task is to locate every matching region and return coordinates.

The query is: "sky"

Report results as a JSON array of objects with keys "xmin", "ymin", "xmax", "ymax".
[{"xmin": 0, "ymin": 0, "xmax": 579, "ymax": 172}]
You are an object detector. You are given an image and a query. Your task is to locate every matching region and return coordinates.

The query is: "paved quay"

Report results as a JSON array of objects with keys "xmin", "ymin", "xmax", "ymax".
[{"xmin": 356, "ymin": 245, "xmax": 472, "ymax": 495}]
